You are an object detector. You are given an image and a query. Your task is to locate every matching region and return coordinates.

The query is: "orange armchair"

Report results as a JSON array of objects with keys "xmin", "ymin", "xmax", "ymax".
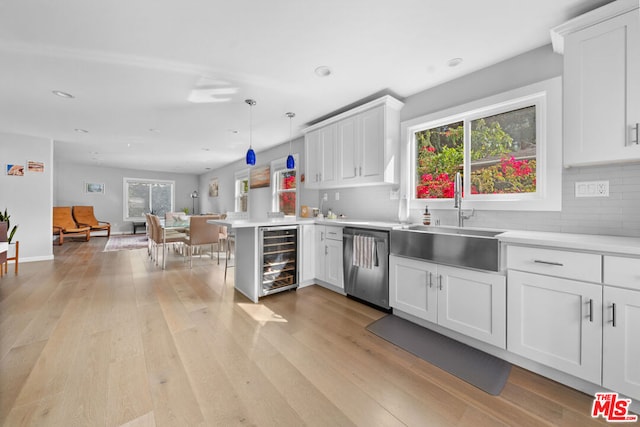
[
  {"xmin": 53, "ymin": 207, "xmax": 91, "ymax": 245},
  {"xmin": 72, "ymin": 206, "xmax": 111, "ymax": 238}
]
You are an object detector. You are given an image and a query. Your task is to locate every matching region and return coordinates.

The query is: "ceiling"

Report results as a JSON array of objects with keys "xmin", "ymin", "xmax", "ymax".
[{"xmin": 0, "ymin": 0, "xmax": 612, "ymax": 174}]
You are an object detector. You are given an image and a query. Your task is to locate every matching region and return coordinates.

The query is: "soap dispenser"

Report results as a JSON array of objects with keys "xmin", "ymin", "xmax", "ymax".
[{"xmin": 423, "ymin": 206, "xmax": 431, "ymax": 225}]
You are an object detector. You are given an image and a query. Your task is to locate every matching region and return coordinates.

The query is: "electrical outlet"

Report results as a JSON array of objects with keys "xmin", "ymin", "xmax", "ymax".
[
  {"xmin": 335, "ymin": 192, "xmax": 340, "ymax": 201},
  {"xmin": 322, "ymin": 193, "xmax": 328, "ymax": 201},
  {"xmin": 390, "ymin": 189, "xmax": 400, "ymax": 200},
  {"xmin": 575, "ymin": 180, "xmax": 609, "ymax": 198}
]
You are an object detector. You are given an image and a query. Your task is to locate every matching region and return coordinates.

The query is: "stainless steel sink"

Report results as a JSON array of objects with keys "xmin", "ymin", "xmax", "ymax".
[
  {"xmin": 390, "ymin": 226, "xmax": 504, "ymax": 271},
  {"xmin": 406, "ymin": 225, "xmax": 504, "ymax": 238}
]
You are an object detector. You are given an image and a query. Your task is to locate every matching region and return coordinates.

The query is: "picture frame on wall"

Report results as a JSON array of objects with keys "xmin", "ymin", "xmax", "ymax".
[
  {"xmin": 85, "ymin": 182, "xmax": 105, "ymax": 194},
  {"xmin": 209, "ymin": 178, "xmax": 219, "ymax": 197},
  {"xmin": 6, "ymin": 164, "xmax": 25, "ymax": 176},
  {"xmin": 250, "ymin": 165, "xmax": 270, "ymax": 189},
  {"xmin": 27, "ymin": 161, "xmax": 45, "ymax": 173}
]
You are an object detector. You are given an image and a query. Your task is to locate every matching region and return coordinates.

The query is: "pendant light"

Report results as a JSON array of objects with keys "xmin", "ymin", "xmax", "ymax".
[
  {"xmin": 286, "ymin": 112, "xmax": 295, "ymax": 169},
  {"xmin": 245, "ymin": 99, "xmax": 257, "ymax": 166}
]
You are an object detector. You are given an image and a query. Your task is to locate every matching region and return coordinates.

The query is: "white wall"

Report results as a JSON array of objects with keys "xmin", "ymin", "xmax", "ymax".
[
  {"xmin": 0, "ymin": 133, "xmax": 54, "ymax": 261},
  {"xmin": 54, "ymin": 162, "xmax": 198, "ymax": 234},
  {"xmin": 310, "ymin": 45, "xmax": 640, "ymax": 237},
  {"xmin": 199, "ymin": 137, "xmax": 319, "ymax": 219}
]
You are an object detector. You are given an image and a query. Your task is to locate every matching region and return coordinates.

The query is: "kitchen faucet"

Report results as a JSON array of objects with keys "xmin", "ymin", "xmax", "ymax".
[{"xmin": 453, "ymin": 172, "xmax": 474, "ymax": 227}]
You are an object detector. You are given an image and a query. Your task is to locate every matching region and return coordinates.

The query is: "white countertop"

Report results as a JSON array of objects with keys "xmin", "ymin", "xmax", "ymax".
[
  {"xmin": 498, "ymin": 230, "xmax": 640, "ymax": 256},
  {"xmin": 207, "ymin": 217, "xmax": 405, "ymax": 231}
]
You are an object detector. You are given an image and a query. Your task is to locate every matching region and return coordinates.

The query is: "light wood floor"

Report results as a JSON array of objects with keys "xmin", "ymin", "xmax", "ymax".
[{"xmin": 0, "ymin": 237, "xmax": 611, "ymax": 426}]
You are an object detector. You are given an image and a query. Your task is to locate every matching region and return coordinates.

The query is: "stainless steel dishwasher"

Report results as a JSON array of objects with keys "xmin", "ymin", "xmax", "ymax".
[{"xmin": 343, "ymin": 227, "xmax": 390, "ymax": 311}]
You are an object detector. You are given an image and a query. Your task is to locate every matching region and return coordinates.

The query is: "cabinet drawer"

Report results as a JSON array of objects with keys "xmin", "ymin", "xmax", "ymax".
[
  {"xmin": 507, "ymin": 245, "xmax": 601, "ymax": 282},
  {"xmin": 325, "ymin": 226, "xmax": 343, "ymax": 241},
  {"xmin": 604, "ymin": 255, "xmax": 640, "ymax": 290}
]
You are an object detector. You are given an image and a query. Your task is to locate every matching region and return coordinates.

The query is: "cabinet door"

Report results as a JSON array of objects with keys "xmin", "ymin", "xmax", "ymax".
[
  {"xmin": 389, "ymin": 255, "xmax": 437, "ymax": 322},
  {"xmin": 507, "ymin": 270, "xmax": 602, "ymax": 383},
  {"xmin": 319, "ymin": 124, "xmax": 338, "ymax": 186},
  {"xmin": 564, "ymin": 9, "xmax": 640, "ymax": 166},
  {"xmin": 325, "ymin": 238, "xmax": 343, "ymax": 289},
  {"xmin": 300, "ymin": 224, "xmax": 315, "ymax": 283},
  {"xmin": 314, "ymin": 226, "xmax": 326, "ymax": 282},
  {"xmin": 437, "ymin": 265, "xmax": 506, "ymax": 348},
  {"xmin": 603, "ymin": 286, "xmax": 640, "ymax": 401},
  {"xmin": 305, "ymin": 130, "xmax": 321, "ymax": 189},
  {"xmin": 359, "ymin": 105, "xmax": 385, "ymax": 181},
  {"xmin": 337, "ymin": 116, "xmax": 358, "ymax": 183}
]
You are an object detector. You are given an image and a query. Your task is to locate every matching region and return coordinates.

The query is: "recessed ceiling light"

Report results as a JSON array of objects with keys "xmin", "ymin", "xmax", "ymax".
[
  {"xmin": 447, "ymin": 58, "xmax": 463, "ymax": 67},
  {"xmin": 202, "ymin": 148, "xmax": 211, "ymax": 151},
  {"xmin": 52, "ymin": 90, "xmax": 75, "ymax": 98},
  {"xmin": 74, "ymin": 128, "xmax": 88, "ymax": 133},
  {"xmin": 149, "ymin": 128, "xmax": 160, "ymax": 133},
  {"xmin": 314, "ymin": 66, "xmax": 332, "ymax": 77}
]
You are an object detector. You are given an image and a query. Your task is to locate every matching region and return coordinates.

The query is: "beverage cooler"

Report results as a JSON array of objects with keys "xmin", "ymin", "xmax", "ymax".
[{"xmin": 259, "ymin": 226, "xmax": 299, "ymax": 297}]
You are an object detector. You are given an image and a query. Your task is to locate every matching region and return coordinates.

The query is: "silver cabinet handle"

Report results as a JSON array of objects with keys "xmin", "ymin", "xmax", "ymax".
[
  {"xmin": 632, "ymin": 123, "xmax": 639, "ymax": 145},
  {"xmin": 354, "ymin": 167, "xmax": 357, "ymax": 176},
  {"xmin": 588, "ymin": 299, "xmax": 593, "ymax": 322},
  {"xmin": 359, "ymin": 166, "xmax": 362, "ymax": 176},
  {"xmin": 427, "ymin": 271, "xmax": 432, "ymax": 288},
  {"xmin": 325, "ymin": 245, "xmax": 328, "ymax": 256},
  {"xmin": 612, "ymin": 303, "xmax": 617, "ymax": 327},
  {"xmin": 319, "ymin": 173, "xmax": 322, "ymax": 182},
  {"xmin": 438, "ymin": 275, "xmax": 442, "ymax": 291},
  {"xmin": 321, "ymin": 232, "xmax": 324, "ymax": 241},
  {"xmin": 534, "ymin": 260, "xmax": 564, "ymax": 266}
]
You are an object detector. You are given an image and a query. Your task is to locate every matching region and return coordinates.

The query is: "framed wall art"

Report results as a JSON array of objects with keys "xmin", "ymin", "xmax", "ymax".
[
  {"xmin": 250, "ymin": 165, "xmax": 270, "ymax": 189},
  {"xmin": 209, "ymin": 178, "xmax": 219, "ymax": 197},
  {"xmin": 85, "ymin": 182, "xmax": 105, "ymax": 194},
  {"xmin": 6, "ymin": 164, "xmax": 24, "ymax": 176}
]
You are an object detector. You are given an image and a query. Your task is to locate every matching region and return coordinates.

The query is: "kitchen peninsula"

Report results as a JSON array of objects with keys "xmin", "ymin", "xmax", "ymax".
[{"xmin": 209, "ymin": 217, "xmax": 403, "ymax": 302}]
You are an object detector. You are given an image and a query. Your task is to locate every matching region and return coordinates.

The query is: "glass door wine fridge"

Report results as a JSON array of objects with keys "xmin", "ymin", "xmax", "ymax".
[{"xmin": 259, "ymin": 225, "xmax": 299, "ymax": 297}]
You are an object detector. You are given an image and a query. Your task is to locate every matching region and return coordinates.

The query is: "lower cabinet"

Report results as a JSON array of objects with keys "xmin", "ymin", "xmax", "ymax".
[
  {"xmin": 390, "ymin": 255, "xmax": 506, "ymax": 348},
  {"xmin": 315, "ymin": 225, "xmax": 343, "ymax": 289},
  {"xmin": 507, "ymin": 270, "xmax": 603, "ymax": 384},
  {"xmin": 602, "ymin": 268, "xmax": 640, "ymax": 400}
]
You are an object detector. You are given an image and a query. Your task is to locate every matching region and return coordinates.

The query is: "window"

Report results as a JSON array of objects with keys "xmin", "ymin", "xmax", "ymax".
[
  {"xmin": 403, "ymin": 77, "xmax": 561, "ymax": 211},
  {"xmin": 234, "ymin": 169, "xmax": 249, "ymax": 212},
  {"xmin": 123, "ymin": 178, "xmax": 174, "ymax": 220},
  {"xmin": 271, "ymin": 155, "xmax": 298, "ymax": 216}
]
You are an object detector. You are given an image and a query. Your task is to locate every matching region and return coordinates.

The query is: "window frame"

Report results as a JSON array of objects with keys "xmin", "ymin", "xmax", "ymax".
[
  {"xmin": 401, "ymin": 77, "xmax": 562, "ymax": 211},
  {"xmin": 123, "ymin": 177, "xmax": 175, "ymax": 221},
  {"xmin": 234, "ymin": 168, "xmax": 249, "ymax": 213},
  {"xmin": 271, "ymin": 154, "xmax": 299, "ymax": 217}
]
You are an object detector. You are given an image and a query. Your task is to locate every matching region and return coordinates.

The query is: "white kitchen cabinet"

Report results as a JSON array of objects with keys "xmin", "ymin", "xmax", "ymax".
[
  {"xmin": 304, "ymin": 95, "xmax": 403, "ymax": 189},
  {"xmin": 603, "ymin": 286, "xmax": 640, "ymax": 400},
  {"xmin": 315, "ymin": 225, "xmax": 343, "ymax": 289},
  {"xmin": 300, "ymin": 224, "xmax": 315, "ymax": 285},
  {"xmin": 602, "ymin": 255, "xmax": 640, "ymax": 401},
  {"xmin": 305, "ymin": 124, "xmax": 337, "ymax": 189},
  {"xmin": 337, "ymin": 105, "xmax": 387, "ymax": 185},
  {"xmin": 389, "ymin": 255, "xmax": 438, "ymax": 322},
  {"xmin": 552, "ymin": 0, "xmax": 640, "ymax": 166},
  {"xmin": 389, "ymin": 255, "xmax": 506, "ymax": 348},
  {"xmin": 507, "ymin": 270, "xmax": 603, "ymax": 384}
]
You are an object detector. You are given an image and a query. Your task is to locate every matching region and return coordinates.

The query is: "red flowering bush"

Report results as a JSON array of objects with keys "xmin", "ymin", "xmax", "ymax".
[
  {"xmin": 416, "ymin": 172, "xmax": 455, "ymax": 198},
  {"xmin": 279, "ymin": 173, "xmax": 296, "ymax": 215},
  {"xmin": 470, "ymin": 156, "xmax": 536, "ymax": 194}
]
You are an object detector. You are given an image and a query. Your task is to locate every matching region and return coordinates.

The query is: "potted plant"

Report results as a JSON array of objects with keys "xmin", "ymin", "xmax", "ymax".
[
  {"xmin": 0, "ymin": 208, "xmax": 18, "ymax": 244},
  {"xmin": 0, "ymin": 208, "xmax": 19, "ymax": 274}
]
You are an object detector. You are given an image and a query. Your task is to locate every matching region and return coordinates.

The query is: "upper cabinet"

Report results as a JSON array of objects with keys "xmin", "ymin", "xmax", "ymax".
[
  {"xmin": 552, "ymin": 0, "xmax": 640, "ymax": 167},
  {"xmin": 303, "ymin": 96, "xmax": 404, "ymax": 189}
]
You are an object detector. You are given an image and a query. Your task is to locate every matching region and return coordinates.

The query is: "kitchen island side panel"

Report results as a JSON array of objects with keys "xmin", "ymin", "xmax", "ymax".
[{"xmin": 234, "ymin": 227, "xmax": 259, "ymax": 302}]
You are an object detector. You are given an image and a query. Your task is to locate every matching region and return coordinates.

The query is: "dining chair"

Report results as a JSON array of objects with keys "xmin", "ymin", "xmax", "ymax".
[
  {"xmin": 148, "ymin": 214, "xmax": 186, "ymax": 267},
  {"xmin": 180, "ymin": 215, "xmax": 221, "ymax": 268}
]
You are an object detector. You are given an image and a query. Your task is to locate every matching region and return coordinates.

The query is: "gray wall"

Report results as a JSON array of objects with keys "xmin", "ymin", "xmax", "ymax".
[
  {"xmin": 0, "ymin": 133, "xmax": 54, "ymax": 261},
  {"xmin": 54, "ymin": 162, "xmax": 198, "ymax": 234},
  {"xmin": 199, "ymin": 137, "xmax": 319, "ymax": 219},
  {"xmin": 309, "ymin": 45, "xmax": 640, "ymax": 237}
]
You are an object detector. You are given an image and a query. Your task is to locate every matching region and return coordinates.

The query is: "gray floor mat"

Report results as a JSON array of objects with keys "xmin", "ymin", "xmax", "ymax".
[{"xmin": 367, "ymin": 314, "xmax": 511, "ymax": 395}]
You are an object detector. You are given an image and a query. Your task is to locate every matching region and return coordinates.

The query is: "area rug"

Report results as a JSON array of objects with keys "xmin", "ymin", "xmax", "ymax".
[
  {"xmin": 104, "ymin": 235, "xmax": 148, "ymax": 252},
  {"xmin": 366, "ymin": 314, "xmax": 511, "ymax": 395}
]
